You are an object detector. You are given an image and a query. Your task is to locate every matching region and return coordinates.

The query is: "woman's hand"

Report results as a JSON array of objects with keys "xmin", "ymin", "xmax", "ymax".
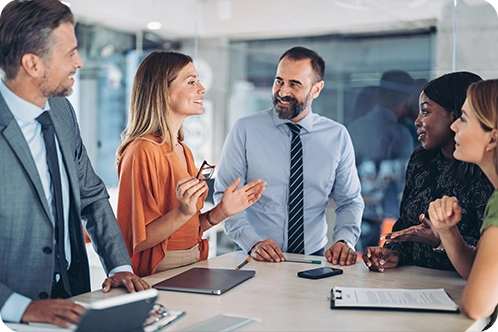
[
  {"xmin": 176, "ymin": 177, "xmax": 208, "ymax": 217},
  {"xmin": 382, "ymin": 214, "xmax": 440, "ymax": 247},
  {"xmin": 219, "ymin": 178, "xmax": 266, "ymax": 218},
  {"xmin": 362, "ymin": 246, "xmax": 400, "ymax": 272},
  {"xmin": 428, "ymin": 196, "xmax": 462, "ymax": 233}
]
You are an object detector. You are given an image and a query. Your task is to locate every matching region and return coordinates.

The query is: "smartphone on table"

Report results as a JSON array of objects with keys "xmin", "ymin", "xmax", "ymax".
[{"xmin": 297, "ymin": 267, "xmax": 343, "ymax": 279}]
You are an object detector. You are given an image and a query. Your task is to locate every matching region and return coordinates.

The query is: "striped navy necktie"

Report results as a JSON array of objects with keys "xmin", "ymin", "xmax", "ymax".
[{"xmin": 286, "ymin": 123, "xmax": 305, "ymax": 254}]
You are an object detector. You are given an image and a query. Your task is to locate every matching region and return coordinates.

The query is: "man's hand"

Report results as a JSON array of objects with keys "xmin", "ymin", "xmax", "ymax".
[
  {"xmin": 21, "ymin": 299, "xmax": 85, "ymax": 328},
  {"xmin": 102, "ymin": 272, "xmax": 151, "ymax": 293},
  {"xmin": 362, "ymin": 246, "xmax": 400, "ymax": 272},
  {"xmin": 250, "ymin": 239, "xmax": 285, "ymax": 262},
  {"xmin": 325, "ymin": 241, "xmax": 357, "ymax": 266}
]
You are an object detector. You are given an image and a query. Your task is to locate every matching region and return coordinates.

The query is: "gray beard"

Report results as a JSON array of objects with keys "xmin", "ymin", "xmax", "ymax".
[{"xmin": 273, "ymin": 91, "xmax": 311, "ymax": 120}]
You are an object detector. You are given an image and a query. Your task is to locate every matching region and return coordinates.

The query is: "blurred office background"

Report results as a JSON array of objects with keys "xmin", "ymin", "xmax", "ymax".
[{"xmin": 1, "ymin": 0, "xmax": 497, "ymax": 287}]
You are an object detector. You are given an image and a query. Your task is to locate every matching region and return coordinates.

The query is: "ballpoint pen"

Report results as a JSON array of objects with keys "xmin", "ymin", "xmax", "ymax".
[
  {"xmin": 284, "ymin": 258, "xmax": 321, "ymax": 264},
  {"xmin": 235, "ymin": 257, "xmax": 251, "ymax": 270}
]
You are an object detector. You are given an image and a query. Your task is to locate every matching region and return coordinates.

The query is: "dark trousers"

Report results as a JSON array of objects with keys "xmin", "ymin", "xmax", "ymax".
[
  {"xmin": 310, "ymin": 248, "xmax": 324, "ymax": 256},
  {"xmin": 51, "ymin": 278, "xmax": 71, "ymax": 299},
  {"xmin": 50, "ymin": 263, "xmax": 79, "ymax": 299}
]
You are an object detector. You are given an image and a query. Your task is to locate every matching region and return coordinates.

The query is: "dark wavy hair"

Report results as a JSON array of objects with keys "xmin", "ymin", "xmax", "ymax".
[
  {"xmin": 423, "ymin": 71, "xmax": 482, "ymax": 120},
  {"xmin": 0, "ymin": 0, "xmax": 74, "ymax": 80},
  {"xmin": 418, "ymin": 71, "xmax": 484, "ymax": 185}
]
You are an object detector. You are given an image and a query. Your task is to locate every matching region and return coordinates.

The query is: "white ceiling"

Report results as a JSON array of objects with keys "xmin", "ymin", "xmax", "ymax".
[{"xmin": 65, "ymin": 0, "xmax": 492, "ymax": 41}]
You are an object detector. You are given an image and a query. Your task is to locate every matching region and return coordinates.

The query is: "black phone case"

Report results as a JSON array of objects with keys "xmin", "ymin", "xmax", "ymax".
[{"xmin": 297, "ymin": 268, "xmax": 343, "ymax": 279}]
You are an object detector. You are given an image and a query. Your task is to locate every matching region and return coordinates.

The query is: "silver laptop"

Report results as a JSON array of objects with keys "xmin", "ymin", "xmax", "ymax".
[{"xmin": 153, "ymin": 267, "xmax": 256, "ymax": 295}]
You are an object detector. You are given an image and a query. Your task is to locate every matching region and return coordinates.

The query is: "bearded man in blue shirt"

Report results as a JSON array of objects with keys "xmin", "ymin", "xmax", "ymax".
[{"xmin": 214, "ymin": 46, "xmax": 364, "ymax": 265}]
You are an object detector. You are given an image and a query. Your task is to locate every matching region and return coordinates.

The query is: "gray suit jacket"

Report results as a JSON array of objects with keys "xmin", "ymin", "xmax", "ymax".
[{"xmin": 0, "ymin": 93, "xmax": 131, "ymax": 308}]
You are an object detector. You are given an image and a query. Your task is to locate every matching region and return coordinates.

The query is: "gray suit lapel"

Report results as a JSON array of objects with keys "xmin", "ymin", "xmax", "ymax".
[
  {"xmin": 0, "ymin": 93, "xmax": 52, "ymax": 220},
  {"xmin": 49, "ymin": 98, "xmax": 80, "ymax": 207}
]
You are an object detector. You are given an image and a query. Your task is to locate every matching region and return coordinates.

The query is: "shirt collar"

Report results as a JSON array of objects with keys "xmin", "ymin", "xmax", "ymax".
[
  {"xmin": 271, "ymin": 107, "xmax": 314, "ymax": 133},
  {"xmin": 0, "ymin": 79, "xmax": 50, "ymax": 123}
]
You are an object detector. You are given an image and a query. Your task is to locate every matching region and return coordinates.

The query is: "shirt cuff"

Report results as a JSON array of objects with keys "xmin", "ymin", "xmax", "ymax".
[
  {"xmin": 222, "ymin": 220, "xmax": 263, "ymax": 254},
  {"xmin": 0, "ymin": 293, "xmax": 32, "ymax": 323},
  {"xmin": 337, "ymin": 239, "xmax": 355, "ymax": 251},
  {"xmin": 108, "ymin": 265, "xmax": 133, "ymax": 276}
]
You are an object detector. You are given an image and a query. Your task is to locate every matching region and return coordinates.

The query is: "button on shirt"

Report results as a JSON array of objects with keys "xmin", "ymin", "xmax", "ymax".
[{"xmin": 214, "ymin": 108, "xmax": 364, "ymax": 254}]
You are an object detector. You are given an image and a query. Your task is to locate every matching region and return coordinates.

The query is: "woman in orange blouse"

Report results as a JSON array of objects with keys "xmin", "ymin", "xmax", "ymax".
[{"xmin": 116, "ymin": 51, "xmax": 266, "ymax": 277}]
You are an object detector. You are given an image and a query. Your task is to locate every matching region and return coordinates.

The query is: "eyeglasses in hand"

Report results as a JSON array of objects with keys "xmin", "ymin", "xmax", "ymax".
[{"xmin": 196, "ymin": 160, "xmax": 216, "ymax": 180}]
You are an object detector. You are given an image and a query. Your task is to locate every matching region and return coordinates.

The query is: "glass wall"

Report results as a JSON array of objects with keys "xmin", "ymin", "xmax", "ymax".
[
  {"xmin": 227, "ymin": 30, "xmax": 434, "ymax": 127},
  {"xmin": 68, "ymin": 0, "xmax": 498, "ymax": 254},
  {"xmin": 71, "ymin": 0, "xmax": 498, "ymax": 188}
]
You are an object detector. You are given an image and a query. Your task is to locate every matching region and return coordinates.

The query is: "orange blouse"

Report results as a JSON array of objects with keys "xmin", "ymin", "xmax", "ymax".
[{"xmin": 117, "ymin": 135, "xmax": 208, "ymax": 277}]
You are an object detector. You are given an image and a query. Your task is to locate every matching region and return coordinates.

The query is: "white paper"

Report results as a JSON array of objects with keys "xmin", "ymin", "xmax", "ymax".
[{"xmin": 332, "ymin": 287, "xmax": 459, "ymax": 311}]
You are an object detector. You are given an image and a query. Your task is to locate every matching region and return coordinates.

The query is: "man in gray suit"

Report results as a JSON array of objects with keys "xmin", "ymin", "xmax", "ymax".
[{"xmin": 0, "ymin": 0, "xmax": 149, "ymax": 327}]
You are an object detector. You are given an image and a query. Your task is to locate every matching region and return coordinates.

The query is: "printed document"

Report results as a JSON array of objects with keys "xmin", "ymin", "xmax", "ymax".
[{"xmin": 331, "ymin": 287, "xmax": 459, "ymax": 312}]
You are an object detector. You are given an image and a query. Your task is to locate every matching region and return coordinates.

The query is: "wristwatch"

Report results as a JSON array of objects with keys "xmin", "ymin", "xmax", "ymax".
[{"xmin": 433, "ymin": 241, "xmax": 445, "ymax": 253}]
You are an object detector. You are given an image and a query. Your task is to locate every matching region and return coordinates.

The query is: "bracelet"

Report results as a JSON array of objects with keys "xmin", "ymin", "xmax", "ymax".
[
  {"xmin": 433, "ymin": 241, "xmax": 445, "ymax": 253},
  {"xmin": 206, "ymin": 210, "xmax": 216, "ymax": 227}
]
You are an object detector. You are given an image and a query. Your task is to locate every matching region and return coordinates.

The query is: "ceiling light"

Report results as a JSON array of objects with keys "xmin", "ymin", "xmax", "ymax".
[{"xmin": 146, "ymin": 22, "xmax": 162, "ymax": 30}]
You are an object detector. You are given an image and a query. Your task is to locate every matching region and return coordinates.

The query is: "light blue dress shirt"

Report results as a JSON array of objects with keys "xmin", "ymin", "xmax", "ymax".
[
  {"xmin": 214, "ymin": 108, "xmax": 364, "ymax": 254},
  {"xmin": 0, "ymin": 80, "xmax": 131, "ymax": 323}
]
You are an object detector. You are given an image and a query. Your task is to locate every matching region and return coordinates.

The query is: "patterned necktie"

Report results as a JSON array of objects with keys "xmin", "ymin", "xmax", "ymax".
[
  {"xmin": 286, "ymin": 123, "xmax": 305, "ymax": 254},
  {"xmin": 37, "ymin": 111, "xmax": 71, "ymax": 296}
]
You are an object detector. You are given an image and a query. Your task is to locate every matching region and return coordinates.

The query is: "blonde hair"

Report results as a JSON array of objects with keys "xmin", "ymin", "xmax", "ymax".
[
  {"xmin": 466, "ymin": 79, "xmax": 498, "ymax": 174},
  {"xmin": 116, "ymin": 50, "xmax": 193, "ymax": 160}
]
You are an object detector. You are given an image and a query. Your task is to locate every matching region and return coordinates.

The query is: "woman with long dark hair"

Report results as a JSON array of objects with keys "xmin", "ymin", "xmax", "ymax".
[{"xmin": 363, "ymin": 72, "xmax": 494, "ymax": 272}]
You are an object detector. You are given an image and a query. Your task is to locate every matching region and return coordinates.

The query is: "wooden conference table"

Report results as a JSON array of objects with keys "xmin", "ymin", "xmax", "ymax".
[{"xmin": 72, "ymin": 252, "xmax": 487, "ymax": 331}]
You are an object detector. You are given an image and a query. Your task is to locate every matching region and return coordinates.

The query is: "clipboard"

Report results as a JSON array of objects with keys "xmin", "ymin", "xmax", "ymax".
[{"xmin": 331, "ymin": 287, "xmax": 459, "ymax": 312}]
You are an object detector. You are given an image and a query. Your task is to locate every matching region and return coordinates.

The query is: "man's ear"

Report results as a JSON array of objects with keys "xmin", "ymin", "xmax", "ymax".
[
  {"xmin": 20, "ymin": 53, "xmax": 43, "ymax": 78},
  {"xmin": 311, "ymin": 80, "xmax": 324, "ymax": 99}
]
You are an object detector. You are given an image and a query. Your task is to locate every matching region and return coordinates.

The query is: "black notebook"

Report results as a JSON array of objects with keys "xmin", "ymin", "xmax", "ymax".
[{"xmin": 153, "ymin": 267, "xmax": 255, "ymax": 295}]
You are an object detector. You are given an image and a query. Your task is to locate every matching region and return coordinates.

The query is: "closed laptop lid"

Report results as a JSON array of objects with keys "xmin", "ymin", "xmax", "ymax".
[{"xmin": 153, "ymin": 267, "xmax": 256, "ymax": 295}]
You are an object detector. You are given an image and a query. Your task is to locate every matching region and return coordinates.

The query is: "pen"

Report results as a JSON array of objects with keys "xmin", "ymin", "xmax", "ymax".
[
  {"xmin": 285, "ymin": 258, "xmax": 321, "ymax": 264},
  {"xmin": 235, "ymin": 257, "xmax": 251, "ymax": 270}
]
